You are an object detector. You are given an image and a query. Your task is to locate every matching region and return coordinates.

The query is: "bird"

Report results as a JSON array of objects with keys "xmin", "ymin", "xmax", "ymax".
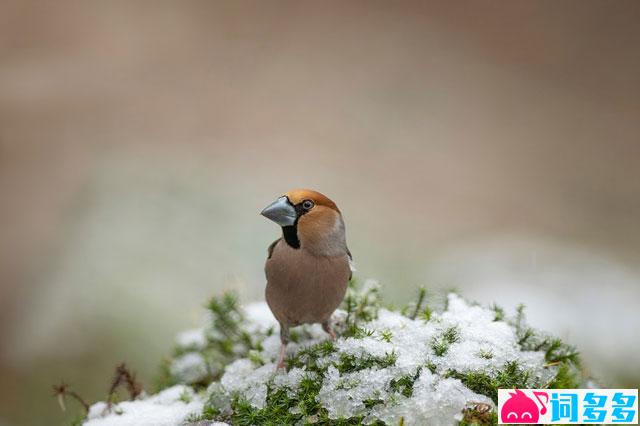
[{"xmin": 260, "ymin": 189, "xmax": 352, "ymax": 370}]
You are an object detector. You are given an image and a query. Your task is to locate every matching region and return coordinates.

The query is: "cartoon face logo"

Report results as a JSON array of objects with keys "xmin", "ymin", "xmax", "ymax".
[{"xmin": 500, "ymin": 390, "xmax": 548, "ymax": 423}]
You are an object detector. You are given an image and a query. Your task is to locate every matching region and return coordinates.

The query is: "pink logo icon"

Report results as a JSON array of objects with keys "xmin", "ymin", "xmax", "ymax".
[{"xmin": 501, "ymin": 389, "xmax": 549, "ymax": 423}]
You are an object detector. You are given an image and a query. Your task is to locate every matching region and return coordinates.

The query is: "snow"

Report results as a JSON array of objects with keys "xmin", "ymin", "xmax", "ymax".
[
  {"xmin": 318, "ymin": 365, "xmax": 398, "ymax": 419},
  {"xmin": 431, "ymin": 295, "xmax": 541, "ymax": 375},
  {"xmin": 273, "ymin": 367, "xmax": 317, "ymax": 397},
  {"xmin": 197, "ymin": 293, "xmax": 555, "ymax": 425},
  {"xmin": 219, "ymin": 359, "xmax": 274, "ymax": 409},
  {"xmin": 170, "ymin": 352, "xmax": 208, "ymax": 385},
  {"xmin": 311, "ymin": 295, "xmax": 511, "ymax": 424},
  {"xmin": 84, "ymin": 385, "xmax": 226, "ymax": 426},
  {"xmin": 175, "ymin": 328, "xmax": 207, "ymax": 350},
  {"xmin": 353, "ymin": 370, "xmax": 493, "ymax": 426},
  {"xmin": 85, "ymin": 292, "xmax": 563, "ymax": 425},
  {"xmin": 243, "ymin": 302, "xmax": 279, "ymax": 334}
]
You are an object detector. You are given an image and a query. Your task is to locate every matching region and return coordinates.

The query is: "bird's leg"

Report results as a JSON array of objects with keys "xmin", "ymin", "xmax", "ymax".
[
  {"xmin": 322, "ymin": 320, "xmax": 337, "ymax": 340},
  {"xmin": 276, "ymin": 344, "xmax": 287, "ymax": 371},
  {"xmin": 276, "ymin": 323, "xmax": 289, "ymax": 371}
]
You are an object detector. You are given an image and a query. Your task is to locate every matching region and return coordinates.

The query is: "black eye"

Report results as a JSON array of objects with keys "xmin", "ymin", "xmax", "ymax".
[{"xmin": 302, "ymin": 200, "xmax": 314, "ymax": 210}]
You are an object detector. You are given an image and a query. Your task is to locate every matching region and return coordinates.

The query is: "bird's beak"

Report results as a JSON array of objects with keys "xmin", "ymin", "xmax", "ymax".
[{"xmin": 261, "ymin": 196, "xmax": 297, "ymax": 226}]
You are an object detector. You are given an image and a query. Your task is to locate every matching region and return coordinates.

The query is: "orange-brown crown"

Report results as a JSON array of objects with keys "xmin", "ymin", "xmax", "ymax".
[{"xmin": 284, "ymin": 189, "xmax": 340, "ymax": 212}]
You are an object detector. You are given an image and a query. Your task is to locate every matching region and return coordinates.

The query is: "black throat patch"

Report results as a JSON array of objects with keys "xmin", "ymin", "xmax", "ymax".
[{"xmin": 282, "ymin": 225, "xmax": 300, "ymax": 249}]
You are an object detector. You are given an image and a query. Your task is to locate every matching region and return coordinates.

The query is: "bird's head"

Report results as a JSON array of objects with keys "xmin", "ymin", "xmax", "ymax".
[{"xmin": 261, "ymin": 189, "xmax": 346, "ymax": 253}]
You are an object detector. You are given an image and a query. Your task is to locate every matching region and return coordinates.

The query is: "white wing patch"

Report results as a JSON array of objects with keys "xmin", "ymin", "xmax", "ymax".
[{"xmin": 348, "ymin": 256, "xmax": 357, "ymax": 272}]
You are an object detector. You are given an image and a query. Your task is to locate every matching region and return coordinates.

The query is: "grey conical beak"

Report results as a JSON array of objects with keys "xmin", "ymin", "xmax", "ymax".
[{"xmin": 261, "ymin": 196, "xmax": 297, "ymax": 226}]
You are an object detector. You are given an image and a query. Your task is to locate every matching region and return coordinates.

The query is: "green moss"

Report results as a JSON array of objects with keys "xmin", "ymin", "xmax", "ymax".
[
  {"xmin": 228, "ymin": 376, "xmax": 370, "ymax": 425},
  {"xmin": 402, "ymin": 286, "xmax": 432, "ymax": 321},
  {"xmin": 446, "ymin": 361, "xmax": 530, "ymax": 405},
  {"xmin": 477, "ymin": 349, "xmax": 493, "ymax": 360},
  {"xmin": 411, "ymin": 287, "xmax": 427, "ymax": 320},
  {"xmin": 491, "ymin": 304, "xmax": 505, "ymax": 322},
  {"xmin": 154, "ymin": 290, "xmax": 275, "ymax": 391},
  {"xmin": 351, "ymin": 327, "xmax": 375, "ymax": 339},
  {"xmin": 287, "ymin": 340, "xmax": 336, "ymax": 373},
  {"xmin": 336, "ymin": 352, "xmax": 397, "ymax": 374},
  {"xmin": 389, "ymin": 370, "xmax": 420, "ymax": 398},
  {"xmin": 432, "ymin": 326, "xmax": 460, "ymax": 356},
  {"xmin": 186, "ymin": 404, "xmax": 222, "ymax": 422},
  {"xmin": 378, "ymin": 329, "xmax": 393, "ymax": 343},
  {"xmin": 542, "ymin": 338, "xmax": 581, "ymax": 366},
  {"xmin": 178, "ymin": 389, "xmax": 192, "ymax": 403},
  {"xmin": 342, "ymin": 278, "xmax": 381, "ymax": 337},
  {"xmin": 508, "ymin": 304, "xmax": 582, "ymax": 387},
  {"xmin": 231, "ymin": 388, "xmax": 299, "ymax": 425},
  {"xmin": 547, "ymin": 362, "xmax": 582, "ymax": 389},
  {"xmin": 207, "ymin": 292, "xmax": 243, "ymax": 337}
]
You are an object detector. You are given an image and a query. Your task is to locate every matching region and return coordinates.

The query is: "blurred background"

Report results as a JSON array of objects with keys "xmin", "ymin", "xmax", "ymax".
[{"xmin": 1, "ymin": 1, "xmax": 639, "ymax": 424}]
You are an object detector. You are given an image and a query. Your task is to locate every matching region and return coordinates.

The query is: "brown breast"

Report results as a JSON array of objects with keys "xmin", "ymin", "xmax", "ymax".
[{"xmin": 265, "ymin": 239, "xmax": 350, "ymax": 326}]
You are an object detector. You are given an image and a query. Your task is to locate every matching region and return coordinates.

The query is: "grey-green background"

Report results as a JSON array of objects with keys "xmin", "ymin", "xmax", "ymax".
[{"xmin": 1, "ymin": 1, "xmax": 639, "ymax": 424}]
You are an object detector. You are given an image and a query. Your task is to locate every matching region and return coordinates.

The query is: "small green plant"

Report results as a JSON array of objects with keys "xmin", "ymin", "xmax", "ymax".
[
  {"xmin": 446, "ymin": 361, "xmax": 531, "ymax": 404},
  {"xmin": 378, "ymin": 329, "xmax": 393, "ymax": 343},
  {"xmin": 342, "ymin": 278, "xmax": 382, "ymax": 337},
  {"xmin": 389, "ymin": 370, "xmax": 421, "ymax": 398},
  {"xmin": 432, "ymin": 326, "xmax": 460, "ymax": 356},
  {"xmin": 477, "ymin": 349, "xmax": 493, "ymax": 360},
  {"xmin": 178, "ymin": 389, "xmax": 192, "ymax": 403}
]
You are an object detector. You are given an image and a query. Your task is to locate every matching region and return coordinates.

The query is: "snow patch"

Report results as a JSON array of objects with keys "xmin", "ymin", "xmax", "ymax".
[
  {"xmin": 86, "ymin": 289, "xmax": 572, "ymax": 426},
  {"xmin": 84, "ymin": 385, "xmax": 223, "ymax": 426},
  {"xmin": 194, "ymin": 293, "xmax": 557, "ymax": 425}
]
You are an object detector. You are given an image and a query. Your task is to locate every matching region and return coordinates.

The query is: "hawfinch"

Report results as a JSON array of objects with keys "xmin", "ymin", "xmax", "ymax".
[{"xmin": 261, "ymin": 189, "xmax": 352, "ymax": 370}]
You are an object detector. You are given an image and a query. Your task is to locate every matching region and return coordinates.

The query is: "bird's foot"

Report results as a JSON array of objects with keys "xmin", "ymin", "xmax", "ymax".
[
  {"xmin": 275, "ymin": 343, "xmax": 287, "ymax": 372},
  {"xmin": 327, "ymin": 328, "xmax": 337, "ymax": 340},
  {"xmin": 322, "ymin": 321, "xmax": 337, "ymax": 340}
]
